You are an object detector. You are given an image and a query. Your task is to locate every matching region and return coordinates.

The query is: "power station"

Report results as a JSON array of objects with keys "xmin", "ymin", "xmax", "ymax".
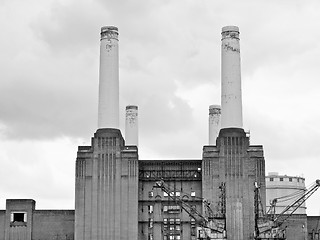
[{"xmin": 0, "ymin": 26, "xmax": 319, "ymax": 240}]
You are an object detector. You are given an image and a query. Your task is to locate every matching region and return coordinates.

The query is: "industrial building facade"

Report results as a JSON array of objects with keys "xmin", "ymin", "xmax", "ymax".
[{"xmin": 0, "ymin": 26, "xmax": 319, "ymax": 240}]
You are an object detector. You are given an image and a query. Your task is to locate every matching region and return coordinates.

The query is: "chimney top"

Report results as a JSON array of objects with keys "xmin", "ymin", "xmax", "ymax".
[
  {"xmin": 222, "ymin": 26, "xmax": 239, "ymax": 33},
  {"xmin": 209, "ymin": 105, "xmax": 221, "ymax": 109},
  {"xmin": 101, "ymin": 26, "xmax": 118, "ymax": 33},
  {"xmin": 126, "ymin": 105, "xmax": 138, "ymax": 110},
  {"xmin": 209, "ymin": 105, "xmax": 221, "ymax": 114},
  {"xmin": 100, "ymin": 26, "xmax": 118, "ymax": 40},
  {"xmin": 221, "ymin": 26, "xmax": 240, "ymax": 40}
]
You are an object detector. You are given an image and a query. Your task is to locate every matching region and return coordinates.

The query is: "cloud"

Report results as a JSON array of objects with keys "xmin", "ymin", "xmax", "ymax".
[{"xmin": 1, "ymin": 0, "xmax": 320, "ymax": 213}]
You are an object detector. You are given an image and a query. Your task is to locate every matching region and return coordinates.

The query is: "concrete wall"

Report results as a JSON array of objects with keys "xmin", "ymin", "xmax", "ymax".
[
  {"xmin": 32, "ymin": 210, "xmax": 74, "ymax": 240},
  {"xmin": 281, "ymin": 214, "xmax": 308, "ymax": 240},
  {"xmin": 75, "ymin": 128, "xmax": 138, "ymax": 240},
  {"xmin": 308, "ymin": 216, "xmax": 320, "ymax": 240},
  {"xmin": 0, "ymin": 211, "xmax": 5, "ymax": 240},
  {"xmin": 0, "ymin": 200, "xmax": 74, "ymax": 240},
  {"xmin": 202, "ymin": 128, "xmax": 266, "ymax": 240},
  {"xmin": 138, "ymin": 160, "xmax": 202, "ymax": 240}
]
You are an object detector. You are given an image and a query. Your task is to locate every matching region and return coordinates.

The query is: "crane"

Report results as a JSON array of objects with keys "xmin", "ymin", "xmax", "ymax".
[
  {"xmin": 254, "ymin": 179, "xmax": 320, "ymax": 239},
  {"xmin": 153, "ymin": 180, "xmax": 227, "ymax": 240}
]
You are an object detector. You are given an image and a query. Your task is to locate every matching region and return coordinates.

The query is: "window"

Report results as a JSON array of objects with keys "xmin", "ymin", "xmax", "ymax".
[
  {"xmin": 191, "ymin": 191, "xmax": 196, "ymax": 197},
  {"xmin": 280, "ymin": 178, "xmax": 283, "ymax": 181},
  {"xmin": 148, "ymin": 218, "xmax": 153, "ymax": 228},
  {"xmin": 297, "ymin": 178, "xmax": 300, "ymax": 182},
  {"xmin": 149, "ymin": 191, "xmax": 154, "ymax": 197},
  {"xmin": 10, "ymin": 212, "xmax": 27, "ymax": 223},
  {"xmin": 289, "ymin": 178, "xmax": 292, "ymax": 182},
  {"xmin": 165, "ymin": 205, "xmax": 180, "ymax": 213},
  {"xmin": 148, "ymin": 205, "xmax": 154, "ymax": 214},
  {"xmin": 270, "ymin": 177, "xmax": 274, "ymax": 181},
  {"xmin": 191, "ymin": 226, "xmax": 196, "ymax": 236},
  {"xmin": 163, "ymin": 206, "xmax": 168, "ymax": 212}
]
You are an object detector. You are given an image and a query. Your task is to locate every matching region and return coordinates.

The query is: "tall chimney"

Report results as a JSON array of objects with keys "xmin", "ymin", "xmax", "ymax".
[
  {"xmin": 125, "ymin": 105, "xmax": 138, "ymax": 146},
  {"xmin": 209, "ymin": 105, "xmax": 221, "ymax": 145},
  {"xmin": 221, "ymin": 26, "xmax": 243, "ymax": 129},
  {"xmin": 98, "ymin": 26, "xmax": 119, "ymax": 129}
]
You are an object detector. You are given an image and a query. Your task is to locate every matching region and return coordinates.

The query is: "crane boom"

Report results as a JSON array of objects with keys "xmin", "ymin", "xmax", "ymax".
[
  {"xmin": 255, "ymin": 179, "xmax": 320, "ymax": 240},
  {"xmin": 154, "ymin": 180, "xmax": 226, "ymax": 239}
]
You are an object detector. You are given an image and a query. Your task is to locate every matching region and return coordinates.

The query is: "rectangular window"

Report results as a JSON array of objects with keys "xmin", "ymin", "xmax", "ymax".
[
  {"xmin": 149, "ymin": 218, "xmax": 153, "ymax": 228},
  {"xmin": 270, "ymin": 177, "xmax": 274, "ymax": 181},
  {"xmin": 167, "ymin": 205, "xmax": 181, "ymax": 213},
  {"xmin": 163, "ymin": 218, "xmax": 168, "ymax": 224},
  {"xmin": 11, "ymin": 212, "xmax": 27, "ymax": 223},
  {"xmin": 280, "ymin": 178, "xmax": 283, "ymax": 181},
  {"xmin": 191, "ymin": 227, "xmax": 196, "ymax": 236},
  {"xmin": 149, "ymin": 191, "xmax": 154, "ymax": 197},
  {"xmin": 148, "ymin": 205, "xmax": 154, "ymax": 214},
  {"xmin": 289, "ymin": 178, "xmax": 292, "ymax": 182},
  {"xmin": 191, "ymin": 191, "xmax": 196, "ymax": 197}
]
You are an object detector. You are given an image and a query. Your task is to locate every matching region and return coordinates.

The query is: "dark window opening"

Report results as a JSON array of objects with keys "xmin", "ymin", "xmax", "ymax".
[{"xmin": 13, "ymin": 213, "xmax": 25, "ymax": 222}]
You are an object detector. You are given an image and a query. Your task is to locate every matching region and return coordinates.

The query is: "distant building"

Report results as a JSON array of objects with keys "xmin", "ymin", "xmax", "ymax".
[{"xmin": 0, "ymin": 25, "xmax": 318, "ymax": 240}]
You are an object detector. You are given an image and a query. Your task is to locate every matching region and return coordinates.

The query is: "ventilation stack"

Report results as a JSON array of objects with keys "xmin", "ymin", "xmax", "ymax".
[
  {"xmin": 202, "ymin": 26, "xmax": 266, "ymax": 240},
  {"xmin": 98, "ymin": 26, "xmax": 119, "ymax": 129},
  {"xmin": 75, "ymin": 26, "xmax": 139, "ymax": 240},
  {"xmin": 221, "ymin": 26, "xmax": 243, "ymax": 129},
  {"xmin": 125, "ymin": 105, "xmax": 138, "ymax": 146},
  {"xmin": 209, "ymin": 105, "xmax": 221, "ymax": 145}
]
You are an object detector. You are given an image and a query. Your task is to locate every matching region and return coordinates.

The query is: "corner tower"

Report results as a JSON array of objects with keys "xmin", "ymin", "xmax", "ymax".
[
  {"xmin": 75, "ymin": 26, "xmax": 139, "ymax": 240},
  {"xmin": 202, "ymin": 26, "xmax": 266, "ymax": 240}
]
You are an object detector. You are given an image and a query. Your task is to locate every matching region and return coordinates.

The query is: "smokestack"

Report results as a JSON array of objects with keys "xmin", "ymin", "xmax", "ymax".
[
  {"xmin": 209, "ymin": 105, "xmax": 221, "ymax": 145},
  {"xmin": 125, "ymin": 105, "xmax": 138, "ymax": 146},
  {"xmin": 221, "ymin": 26, "xmax": 243, "ymax": 129},
  {"xmin": 98, "ymin": 26, "xmax": 119, "ymax": 129}
]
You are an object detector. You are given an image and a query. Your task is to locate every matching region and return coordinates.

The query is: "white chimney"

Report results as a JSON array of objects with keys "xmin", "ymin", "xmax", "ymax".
[
  {"xmin": 221, "ymin": 26, "xmax": 243, "ymax": 129},
  {"xmin": 209, "ymin": 105, "xmax": 221, "ymax": 145},
  {"xmin": 125, "ymin": 105, "xmax": 138, "ymax": 146},
  {"xmin": 98, "ymin": 26, "xmax": 119, "ymax": 129}
]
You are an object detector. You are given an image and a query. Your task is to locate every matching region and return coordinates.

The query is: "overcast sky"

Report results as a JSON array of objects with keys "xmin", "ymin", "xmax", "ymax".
[{"xmin": 1, "ymin": 0, "xmax": 320, "ymax": 215}]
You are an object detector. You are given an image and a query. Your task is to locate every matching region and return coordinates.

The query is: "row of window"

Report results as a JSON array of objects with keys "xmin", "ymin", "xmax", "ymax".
[
  {"xmin": 149, "ymin": 191, "xmax": 196, "ymax": 198},
  {"xmin": 268, "ymin": 177, "xmax": 304, "ymax": 183},
  {"xmin": 145, "ymin": 205, "xmax": 196, "ymax": 214}
]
